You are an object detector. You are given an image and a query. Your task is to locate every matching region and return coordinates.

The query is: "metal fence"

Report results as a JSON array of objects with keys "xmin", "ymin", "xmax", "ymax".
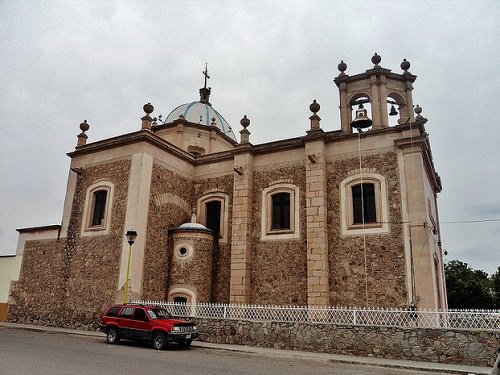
[{"xmin": 131, "ymin": 300, "xmax": 500, "ymax": 331}]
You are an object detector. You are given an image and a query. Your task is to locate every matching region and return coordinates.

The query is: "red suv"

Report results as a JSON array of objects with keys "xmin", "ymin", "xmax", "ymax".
[{"xmin": 99, "ymin": 304, "xmax": 199, "ymax": 350}]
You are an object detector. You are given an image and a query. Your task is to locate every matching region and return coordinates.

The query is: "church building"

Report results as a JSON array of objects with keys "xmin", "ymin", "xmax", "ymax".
[{"xmin": 7, "ymin": 54, "xmax": 447, "ymax": 328}]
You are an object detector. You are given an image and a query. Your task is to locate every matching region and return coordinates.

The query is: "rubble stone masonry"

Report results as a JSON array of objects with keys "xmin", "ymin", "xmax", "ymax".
[
  {"xmin": 194, "ymin": 175, "xmax": 233, "ymax": 303},
  {"xmin": 327, "ymin": 151, "xmax": 407, "ymax": 307},
  {"xmin": 9, "ymin": 158, "xmax": 131, "ymax": 329},
  {"xmin": 196, "ymin": 318, "xmax": 499, "ymax": 367},
  {"xmin": 142, "ymin": 163, "xmax": 192, "ymax": 300},
  {"xmin": 251, "ymin": 164, "xmax": 308, "ymax": 305}
]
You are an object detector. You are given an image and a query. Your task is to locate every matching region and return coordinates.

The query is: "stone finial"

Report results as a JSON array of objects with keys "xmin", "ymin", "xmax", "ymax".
[
  {"xmin": 414, "ymin": 104, "xmax": 423, "ymax": 118},
  {"xmin": 309, "ymin": 100, "xmax": 321, "ymax": 130},
  {"xmin": 239, "ymin": 115, "xmax": 251, "ymax": 144},
  {"xmin": 210, "ymin": 116, "xmax": 217, "ymax": 127},
  {"xmin": 338, "ymin": 60, "xmax": 347, "ymax": 75},
  {"xmin": 401, "ymin": 58, "xmax": 411, "ymax": 72},
  {"xmin": 191, "ymin": 207, "xmax": 197, "ymax": 223},
  {"xmin": 371, "ymin": 52, "xmax": 381, "ymax": 68},
  {"xmin": 77, "ymin": 119, "xmax": 89, "ymax": 147},
  {"xmin": 142, "ymin": 103, "xmax": 154, "ymax": 130},
  {"xmin": 143, "ymin": 103, "xmax": 154, "ymax": 114}
]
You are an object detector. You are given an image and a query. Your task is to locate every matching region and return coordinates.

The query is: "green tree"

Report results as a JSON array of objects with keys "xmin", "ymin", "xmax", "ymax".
[
  {"xmin": 444, "ymin": 260, "xmax": 496, "ymax": 309},
  {"xmin": 492, "ymin": 266, "xmax": 500, "ymax": 307}
]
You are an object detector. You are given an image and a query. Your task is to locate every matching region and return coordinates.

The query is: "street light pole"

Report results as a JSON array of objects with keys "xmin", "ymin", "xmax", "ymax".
[{"xmin": 124, "ymin": 230, "xmax": 137, "ymax": 303}]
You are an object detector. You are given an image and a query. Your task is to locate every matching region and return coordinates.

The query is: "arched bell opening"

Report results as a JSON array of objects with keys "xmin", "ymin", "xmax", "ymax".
[
  {"xmin": 349, "ymin": 94, "xmax": 373, "ymax": 132},
  {"xmin": 386, "ymin": 92, "xmax": 408, "ymax": 126}
]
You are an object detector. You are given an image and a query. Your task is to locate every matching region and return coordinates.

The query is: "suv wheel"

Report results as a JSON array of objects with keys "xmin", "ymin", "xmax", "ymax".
[
  {"xmin": 152, "ymin": 332, "xmax": 166, "ymax": 350},
  {"xmin": 106, "ymin": 327, "xmax": 120, "ymax": 344}
]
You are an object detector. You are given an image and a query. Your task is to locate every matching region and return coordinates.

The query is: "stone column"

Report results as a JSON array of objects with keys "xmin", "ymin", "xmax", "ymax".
[
  {"xmin": 370, "ymin": 74, "xmax": 382, "ymax": 129},
  {"xmin": 304, "ymin": 136, "xmax": 330, "ymax": 306},
  {"xmin": 229, "ymin": 150, "xmax": 254, "ymax": 304},
  {"xmin": 117, "ymin": 153, "xmax": 153, "ymax": 303}
]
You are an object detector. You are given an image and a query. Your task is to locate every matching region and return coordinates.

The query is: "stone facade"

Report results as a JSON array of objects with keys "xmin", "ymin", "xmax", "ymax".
[
  {"xmin": 195, "ymin": 318, "xmax": 500, "ymax": 367},
  {"xmin": 194, "ymin": 175, "xmax": 234, "ymax": 303},
  {"xmin": 9, "ymin": 159, "xmax": 131, "ymax": 328},
  {"xmin": 142, "ymin": 163, "xmax": 192, "ymax": 300},
  {"xmin": 327, "ymin": 151, "xmax": 407, "ymax": 307},
  {"xmin": 8, "ymin": 56, "xmax": 447, "ymax": 330},
  {"xmin": 251, "ymin": 164, "xmax": 308, "ymax": 305}
]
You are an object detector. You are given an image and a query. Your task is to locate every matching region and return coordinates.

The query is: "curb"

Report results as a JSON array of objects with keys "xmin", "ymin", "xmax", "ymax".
[{"xmin": 0, "ymin": 322, "xmax": 492, "ymax": 374}]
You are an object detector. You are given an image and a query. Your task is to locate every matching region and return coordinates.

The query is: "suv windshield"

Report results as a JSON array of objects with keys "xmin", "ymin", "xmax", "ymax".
[{"xmin": 146, "ymin": 308, "xmax": 173, "ymax": 320}]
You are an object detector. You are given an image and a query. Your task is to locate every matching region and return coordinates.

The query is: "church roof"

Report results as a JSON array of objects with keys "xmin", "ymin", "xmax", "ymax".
[
  {"xmin": 164, "ymin": 64, "xmax": 236, "ymax": 141},
  {"xmin": 176, "ymin": 222, "xmax": 211, "ymax": 232},
  {"xmin": 165, "ymin": 101, "xmax": 236, "ymax": 141}
]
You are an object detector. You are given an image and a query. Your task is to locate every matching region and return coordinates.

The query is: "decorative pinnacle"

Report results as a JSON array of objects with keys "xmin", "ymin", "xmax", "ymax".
[
  {"xmin": 401, "ymin": 58, "xmax": 411, "ymax": 71},
  {"xmin": 338, "ymin": 60, "xmax": 347, "ymax": 75},
  {"xmin": 310, "ymin": 99, "xmax": 320, "ymax": 114},
  {"xmin": 80, "ymin": 119, "xmax": 89, "ymax": 132},
  {"xmin": 414, "ymin": 104, "xmax": 423, "ymax": 117},
  {"xmin": 143, "ymin": 103, "xmax": 154, "ymax": 114},
  {"xmin": 77, "ymin": 119, "xmax": 90, "ymax": 146},
  {"xmin": 240, "ymin": 115, "xmax": 250, "ymax": 128},
  {"xmin": 371, "ymin": 52, "xmax": 381, "ymax": 67}
]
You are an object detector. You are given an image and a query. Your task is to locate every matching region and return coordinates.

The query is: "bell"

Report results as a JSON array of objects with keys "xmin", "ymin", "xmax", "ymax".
[
  {"xmin": 389, "ymin": 104, "xmax": 398, "ymax": 116},
  {"xmin": 351, "ymin": 104, "xmax": 372, "ymax": 129}
]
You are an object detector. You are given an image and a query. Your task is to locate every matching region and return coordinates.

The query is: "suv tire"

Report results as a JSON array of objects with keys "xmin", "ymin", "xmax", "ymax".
[
  {"xmin": 106, "ymin": 327, "xmax": 120, "ymax": 344},
  {"xmin": 152, "ymin": 332, "xmax": 166, "ymax": 350}
]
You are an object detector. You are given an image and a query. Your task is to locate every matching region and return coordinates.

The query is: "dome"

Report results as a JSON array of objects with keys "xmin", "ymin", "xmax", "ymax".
[
  {"xmin": 176, "ymin": 222, "xmax": 211, "ymax": 232},
  {"xmin": 165, "ymin": 101, "xmax": 236, "ymax": 141}
]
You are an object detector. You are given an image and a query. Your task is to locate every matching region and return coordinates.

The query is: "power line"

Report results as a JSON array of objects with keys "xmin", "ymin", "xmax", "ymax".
[{"xmin": 440, "ymin": 219, "xmax": 500, "ymax": 224}]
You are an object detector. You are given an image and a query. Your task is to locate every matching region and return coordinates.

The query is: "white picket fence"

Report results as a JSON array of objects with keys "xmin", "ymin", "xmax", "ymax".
[{"xmin": 131, "ymin": 300, "xmax": 500, "ymax": 331}]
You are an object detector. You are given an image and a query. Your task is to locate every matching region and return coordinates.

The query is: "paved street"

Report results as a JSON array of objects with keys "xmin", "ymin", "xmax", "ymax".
[{"xmin": 0, "ymin": 326, "xmax": 445, "ymax": 375}]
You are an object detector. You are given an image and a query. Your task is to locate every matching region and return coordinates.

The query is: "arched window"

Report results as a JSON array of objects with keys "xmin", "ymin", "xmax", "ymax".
[
  {"xmin": 261, "ymin": 183, "xmax": 300, "ymax": 241},
  {"xmin": 197, "ymin": 192, "xmax": 229, "ymax": 243},
  {"xmin": 81, "ymin": 181, "xmax": 114, "ymax": 236},
  {"xmin": 340, "ymin": 172, "xmax": 389, "ymax": 235}
]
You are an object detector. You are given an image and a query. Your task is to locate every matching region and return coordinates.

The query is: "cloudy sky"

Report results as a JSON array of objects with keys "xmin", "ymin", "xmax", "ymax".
[{"xmin": 1, "ymin": 0, "xmax": 499, "ymax": 275}]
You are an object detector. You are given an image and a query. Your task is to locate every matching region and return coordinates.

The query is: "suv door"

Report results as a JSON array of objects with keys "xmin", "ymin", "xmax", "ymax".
[
  {"xmin": 130, "ymin": 307, "xmax": 152, "ymax": 341},
  {"xmin": 117, "ymin": 306, "xmax": 134, "ymax": 339}
]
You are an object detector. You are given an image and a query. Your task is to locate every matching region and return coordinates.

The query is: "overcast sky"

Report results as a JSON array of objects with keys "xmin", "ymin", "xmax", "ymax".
[{"xmin": 1, "ymin": 0, "xmax": 499, "ymax": 275}]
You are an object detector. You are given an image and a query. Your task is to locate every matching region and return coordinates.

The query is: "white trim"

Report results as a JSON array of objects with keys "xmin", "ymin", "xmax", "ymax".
[
  {"xmin": 174, "ymin": 242, "xmax": 194, "ymax": 260},
  {"xmin": 197, "ymin": 191, "xmax": 229, "ymax": 244},
  {"xmin": 340, "ymin": 172, "xmax": 389, "ymax": 236},
  {"xmin": 81, "ymin": 180, "xmax": 115, "ymax": 237},
  {"xmin": 168, "ymin": 286, "xmax": 197, "ymax": 305},
  {"xmin": 261, "ymin": 183, "xmax": 300, "ymax": 241}
]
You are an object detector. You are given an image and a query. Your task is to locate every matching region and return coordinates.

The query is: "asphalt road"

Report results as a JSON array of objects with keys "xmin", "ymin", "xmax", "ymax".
[{"xmin": 0, "ymin": 327, "xmax": 446, "ymax": 375}]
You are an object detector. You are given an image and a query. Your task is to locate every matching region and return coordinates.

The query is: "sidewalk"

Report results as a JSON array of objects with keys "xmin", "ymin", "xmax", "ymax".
[{"xmin": 0, "ymin": 321, "xmax": 492, "ymax": 375}]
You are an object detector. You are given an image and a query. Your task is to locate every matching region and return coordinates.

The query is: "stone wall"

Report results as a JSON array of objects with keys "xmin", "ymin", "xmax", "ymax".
[
  {"xmin": 9, "ymin": 159, "xmax": 131, "ymax": 329},
  {"xmin": 8, "ymin": 239, "xmax": 66, "ymax": 326},
  {"xmin": 195, "ymin": 318, "xmax": 500, "ymax": 367},
  {"xmin": 251, "ymin": 164, "xmax": 308, "ymax": 305},
  {"xmin": 170, "ymin": 232, "xmax": 214, "ymax": 303},
  {"xmin": 142, "ymin": 163, "xmax": 193, "ymax": 300},
  {"xmin": 327, "ymin": 151, "xmax": 407, "ymax": 307},
  {"xmin": 194, "ymin": 175, "xmax": 233, "ymax": 303}
]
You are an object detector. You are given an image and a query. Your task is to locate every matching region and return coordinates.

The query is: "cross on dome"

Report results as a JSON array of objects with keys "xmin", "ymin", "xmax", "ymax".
[{"xmin": 202, "ymin": 62, "xmax": 210, "ymax": 89}]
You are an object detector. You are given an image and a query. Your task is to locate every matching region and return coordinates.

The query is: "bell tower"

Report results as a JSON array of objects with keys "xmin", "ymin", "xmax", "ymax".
[{"xmin": 334, "ymin": 53, "xmax": 417, "ymax": 133}]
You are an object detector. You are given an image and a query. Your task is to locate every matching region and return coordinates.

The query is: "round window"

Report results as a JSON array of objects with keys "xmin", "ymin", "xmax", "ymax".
[{"xmin": 175, "ymin": 243, "xmax": 193, "ymax": 259}]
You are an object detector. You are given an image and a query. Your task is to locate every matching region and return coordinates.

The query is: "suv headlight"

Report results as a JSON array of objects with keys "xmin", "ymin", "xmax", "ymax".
[{"xmin": 193, "ymin": 325, "xmax": 197, "ymax": 331}]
